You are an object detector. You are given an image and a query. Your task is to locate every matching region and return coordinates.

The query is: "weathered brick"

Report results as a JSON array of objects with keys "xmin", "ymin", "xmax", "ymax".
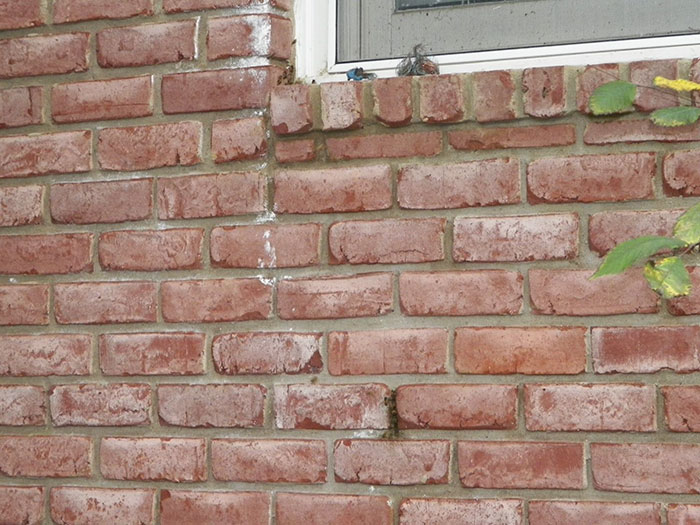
[
  {"xmin": 454, "ymin": 213, "xmax": 578, "ymax": 262},
  {"xmin": 328, "ymin": 329, "xmax": 447, "ymax": 375},
  {"xmin": 158, "ymin": 384, "xmax": 265, "ymax": 427},
  {"xmin": 211, "ymin": 117, "xmax": 267, "ymax": 163},
  {"xmin": 668, "ymin": 504, "xmax": 700, "ymax": 525},
  {"xmin": 529, "ymin": 501, "xmax": 661, "ymax": 525},
  {"xmin": 577, "ymin": 63, "xmax": 619, "ymax": 113},
  {"xmin": 50, "ymin": 383, "xmax": 151, "ymax": 426},
  {"xmin": 665, "ymin": 150, "xmax": 700, "ymax": 196},
  {"xmin": 458, "ymin": 441, "xmax": 584, "ymax": 489},
  {"xmin": 397, "ymin": 384, "xmax": 517, "ymax": 430},
  {"xmin": 276, "ymin": 493, "xmax": 392, "ymax": 525},
  {"xmin": 161, "ymin": 278, "xmax": 272, "ymax": 322},
  {"xmin": 668, "ymin": 267, "xmax": 700, "ymax": 315},
  {"xmin": 327, "ymin": 131, "xmax": 441, "ymax": 160},
  {"xmin": 100, "ymin": 438, "xmax": 206, "ymax": 482},
  {"xmin": 522, "ymin": 66, "xmax": 566, "ymax": 118},
  {"xmin": 0, "ymin": 87, "xmax": 42, "ymax": 128},
  {"xmin": 449, "ymin": 124, "xmax": 575, "ymax": 151},
  {"xmin": 589, "ymin": 209, "xmax": 683, "ymax": 255},
  {"xmin": 334, "ymin": 440, "xmax": 450, "ymax": 485},
  {"xmin": 0, "ymin": 334, "xmax": 91, "ymax": 376},
  {"xmin": 161, "ymin": 491, "xmax": 269, "ymax": 525},
  {"xmin": 631, "ymin": 59, "xmax": 679, "ymax": 111},
  {"xmin": 419, "ymin": 74, "xmax": 464, "ymax": 123},
  {"xmin": 530, "ymin": 269, "xmax": 659, "ymax": 315},
  {"xmin": 400, "ymin": 499, "xmax": 523, "ymax": 525},
  {"xmin": 99, "ymin": 332, "xmax": 205, "ymax": 376},
  {"xmin": 50, "ymin": 487, "xmax": 155, "ymax": 525},
  {"xmin": 0, "ymin": 436, "xmax": 91, "ymax": 478},
  {"xmin": 373, "ymin": 76, "xmax": 413, "ymax": 127},
  {"xmin": 212, "ymin": 439, "xmax": 326, "ymax": 483},
  {"xmin": 0, "ymin": 33, "xmax": 89, "ymax": 78},
  {"xmin": 274, "ymin": 165, "xmax": 392, "ymax": 214},
  {"xmin": 54, "ymin": 282, "xmax": 157, "ymax": 324},
  {"xmin": 0, "ymin": 486, "xmax": 44, "ymax": 525},
  {"xmin": 52, "ymin": 76, "xmax": 152, "ymax": 123},
  {"xmin": 663, "ymin": 386, "xmax": 700, "ymax": 432},
  {"xmin": 209, "ymin": 14, "xmax": 292, "ymax": 60},
  {"xmin": 0, "ymin": 234, "xmax": 92, "ymax": 275},
  {"xmin": 99, "ymin": 229, "xmax": 203, "ymax": 271},
  {"xmin": 213, "ymin": 332, "xmax": 322, "ymax": 375},
  {"xmin": 398, "ymin": 158, "xmax": 520, "ymax": 209},
  {"xmin": 276, "ymin": 139, "xmax": 316, "ymax": 163},
  {"xmin": 278, "ymin": 273, "xmax": 393, "ymax": 320},
  {"xmin": 54, "ymin": 0, "xmax": 152, "ymax": 23},
  {"xmin": 0, "ymin": 0, "xmax": 42, "ymax": 29},
  {"xmin": 0, "ymin": 385, "xmax": 45, "ymax": 426},
  {"xmin": 0, "ymin": 284, "xmax": 49, "ymax": 326},
  {"xmin": 0, "ymin": 130, "xmax": 91, "ymax": 179},
  {"xmin": 51, "ymin": 178, "xmax": 152, "ymax": 225},
  {"xmin": 0, "ymin": 185, "xmax": 43, "ymax": 226},
  {"xmin": 97, "ymin": 21, "xmax": 196, "ymax": 68},
  {"xmin": 98, "ymin": 122, "xmax": 201, "ymax": 171},
  {"xmin": 274, "ymin": 383, "xmax": 390, "ymax": 429},
  {"xmin": 271, "ymin": 85, "xmax": 313, "ymax": 135},
  {"xmin": 584, "ymin": 119, "xmax": 700, "ymax": 144},
  {"xmin": 400, "ymin": 271, "xmax": 522, "ymax": 316},
  {"xmin": 321, "ymin": 82, "xmax": 364, "ymax": 130},
  {"xmin": 472, "ymin": 71, "xmax": 516, "ymax": 122}
]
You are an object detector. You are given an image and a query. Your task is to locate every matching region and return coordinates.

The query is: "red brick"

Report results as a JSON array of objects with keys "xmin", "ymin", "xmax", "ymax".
[
  {"xmin": 208, "ymin": 14, "xmax": 292, "ymax": 60},
  {"xmin": 454, "ymin": 213, "xmax": 578, "ymax": 262},
  {"xmin": 271, "ymin": 85, "xmax": 313, "ymax": 135},
  {"xmin": 0, "ymin": 436, "xmax": 91, "ymax": 478},
  {"xmin": 665, "ymin": 150, "xmax": 700, "ymax": 196},
  {"xmin": 97, "ymin": 21, "xmax": 196, "ymax": 68},
  {"xmin": 278, "ymin": 273, "xmax": 393, "ymax": 320},
  {"xmin": 529, "ymin": 501, "xmax": 661, "ymax": 525},
  {"xmin": 321, "ymin": 82, "xmax": 364, "ymax": 131},
  {"xmin": 98, "ymin": 122, "xmax": 201, "ymax": 171},
  {"xmin": 398, "ymin": 158, "xmax": 520, "ymax": 209},
  {"xmin": 211, "ymin": 118, "xmax": 267, "ymax": 163},
  {"xmin": 101, "ymin": 438, "xmax": 205, "ymax": 482},
  {"xmin": 99, "ymin": 332, "xmax": 205, "ymax": 376},
  {"xmin": 525, "ymin": 383, "xmax": 656, "ymax": 432},
  {"xmin": 0, "ymin": 87, "xmax": 42, "ymax": 128},
  {"xmin": 472, "ymin": 70, "xmax": 517, "ymax": 122},
  {"xmin": 589, "ymin": 209, "xmax": 683, "ymax": 256},
  {"xmin": 99, "ymin": 228, "xmax": 203, "ymax": 271},
  {"xmin": 0, "ymin": 385, "xmax": 45, "ymax": 425},
  {"xmin": 51, "ymin": 178, "xmax": 152, "ymax": 225},
  {"xmin": 400, "ymin": 498, "xmax": 523, "ymax": 525},
  {"xmin": 631, "ymin": 59, "xmax": 679, "ymax": 111},
  {"xmin": 276, "ymin": 493, "xmax": 391, "ymax": 525},
  {"xmin": 373, "ymin": 76, "xmax": 413, "ymax": 127},
  {"xmin": 522, "ymin": 66, "xmax": 566, "ymax": 118},
  {"xmin": 668, "ymin": 267, "xmax": 700, "ymax": 315},
  {"xmin": 0, "ymin": 185, "xmax": 43, "ymax": 226},
  {"xmin": 455, "ymin": 326, "xmax": 586, "ymax": 375},
  {"xmin": 54, "ymin": 0, "xmax": 152, "ymax": 23},
  {"xmin": 50, "ymin": 383, "xmax": 151, "ymax": 427},
  {"xmin": 397, "ymin": 384, "xmax": 517, "ymax": 430},
  {"xmin": 0, "ymin": 486, "xmax": 44, "ymax": 525},
  {"xmin": 577, "ymin": 63, "xmax": 619, "ymax": 113},
  {"xmin": 161, "ymin": 278, "xmax": 272, "ymax": 322},
  {"xmin": 530, "ymin": 269, "xmax": 659, "ymax": 316},
  {"xmin": 274, "ymin": 383, "xmax": 390, "ymax": 429},
  {"xmin": 327, "ymin": 131, "xmax": 441, "ymax": 160},
  {"xmin": 212, "ymin": 439, "xmax": 326, "ymax": 483},
  {"xmin": 274, "ymin": 165, "xmax": 392, "ymax": 214},
  {"xmin": 0, "ymin": 130, "xmax": 91, "ymax": 179},
  {"xmin": 335, "ymin": 440, "xmax": 449, "ymax": 486},
  {"xmin": 0, "ymin": 0, "xmax": 42, "ymax": 29},
  {"xmin": 328, "ymin": 328, "xmax": 447, "ymax": 375},
  {"xmin": 0, "ymin": 334, "xmax": 91, "ymax": 376},
  {"xmin": 158, "ymin": 171, "xmax": 265, "ymax": 219},
  {"xmin": 54, "ymin": 282, "xmax": 157, "ymax": 324},
  {"xmin": 419, "ymin": 74, "xmax": 464, "ymax": 123},
  {"xmin": 50, "ymin": 487, "xmax": 155, "ymax": 525},
  {"xmin": 158, "ymin": 384, "xmax": 265, "ymax": 427},
  {"xmin": 584, "ymin": 119, "xmax": 700, "ymax": 144},
  {"xmin": 164, "ymin": 0, "xmax": 276, "ymax": 11},
  {"xmin": 458, "ymin": 441, "xmax": 584, "ymax": 489},
  {"xmin": 593, "ymin": 326, "xmax": 700, "ymax": 374},
  {"xmin": 527, "ymin": 152, "xmax": 655, "ymax": 203},
  {"xmin": 591, "ymin": 443, "xmax": 700, "ymax": 493},
  {"xmin": 664, "ymin": 386, "xmax": 700, "ymax": 432},
  {"xmin": 400, "ymin": 271, "xmax": 522, "ymax": 316},
  {"xmin": 162, "ymin": 67, "xmax": 282, "ymax": 113},
  {"xmin": 0, "ymin": 33, "xmax": 89, "ymax": 78},
  {"xmin": 0, "ymin": 284, "xmax": 48, "ymax": 326},
  {"xmin": 669, "ymin": 505, "xmax": 700, "ymax": 525},
  {"xmin": 276, "ymin": 139, "xmax": 316, "ymax": 163},
  {"xmin": 161, "ymin": 491, "xmax": 269, "ymax": 525},
  {"xmin": 52, "ymin": 77, "xmax": 152, "ymax": 123},
  {"xmin": 0, "ymin": 234, "xmax": 92, "ymax": 275},
  {"xmin": 330, "ymin": 218, "xmax": 445, "ymax": 264},
  {"xmin": 449, "ymin": 124, "xmax": 575, "ymax": 151}
]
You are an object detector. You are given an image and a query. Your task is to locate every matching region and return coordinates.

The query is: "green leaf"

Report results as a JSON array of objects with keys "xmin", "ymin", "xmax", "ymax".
[
  {"xmin": 592, "ymin": 236, "xmax": 687, "ymax": 279},
  {"xmin": 643, "ymin": 257, "xmax": 692, "ymax": 298},
  {"xmin": 673, "ymin": 201, "xmax": 700, "ymax": 244},
  {"xmin": 589, "ymin": 81, "xmax": 636, "ymax": 115},
  {"xmin": 650, "ymin": 106, "xmax": 700, "ymax": 127}
]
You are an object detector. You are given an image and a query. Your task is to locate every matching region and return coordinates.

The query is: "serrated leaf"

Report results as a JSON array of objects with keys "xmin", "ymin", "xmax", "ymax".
[
  {"xmin": 643, "ymin": 257, "xmax": 692, "ymax": 298},
  {"xmin": 654, "ymin": 76, "xmax": 700, "ymax": 92},
  {"xmin": 590, "ymin": 81, "xmax": 636, "ymax": 115},
  {"xmin": 592, "ymin": 236, "xmax": 687, "ymax": 279},
  {"xmin": 650, "ymin": 106, "xmax": 700, "ymax": 127},
  {"xmin": 673, "ymin": 201, "xmax": 700, "ymax": 244}
]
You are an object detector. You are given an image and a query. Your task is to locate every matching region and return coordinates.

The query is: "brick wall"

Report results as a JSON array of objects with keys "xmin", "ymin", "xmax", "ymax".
[{"xmin": 1, "ymin": 1, "xmax": 700, "ymax": 524}]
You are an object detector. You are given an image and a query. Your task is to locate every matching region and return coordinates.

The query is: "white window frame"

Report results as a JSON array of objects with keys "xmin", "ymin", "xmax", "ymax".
[{"xmin": 295, "ymin": 0, "xmax": 700, "ymax": 83}]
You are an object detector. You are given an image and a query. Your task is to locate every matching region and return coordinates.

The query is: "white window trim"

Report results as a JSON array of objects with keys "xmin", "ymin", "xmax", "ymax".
[{"xmin": 295, "ymin": 0, "xmax": 700, "ymax": 83}]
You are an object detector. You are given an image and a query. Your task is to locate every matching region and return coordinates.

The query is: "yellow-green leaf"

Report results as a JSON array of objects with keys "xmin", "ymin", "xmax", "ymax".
[
  {"xmin": 589, "ymin": 81, "xmax": 636, "ymax": 115},
  {"xmin": 643, "ymin": 257, "xmax": 692, "ymax": 299},
  {"xmin": 650, "ymin": 106, "xmax": 700, "ymax": 127},
  {"xmin": 654, "ymin": 76, "xmax": 700, "ymax": 92},
  {"xmin": 673, "ymin": 201, "xmax": 700, "ymax": 244},
  {"xmin": 592, "ymin": 236, "xmax": 687, "ymax": 279}
]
